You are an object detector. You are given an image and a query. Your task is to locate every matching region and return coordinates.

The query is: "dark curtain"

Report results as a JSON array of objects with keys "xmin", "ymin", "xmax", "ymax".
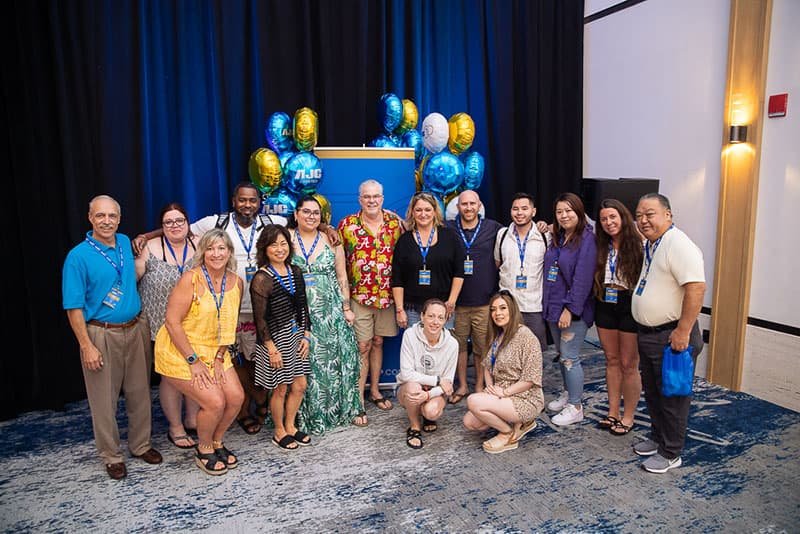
[{"xmin": 1, "ymin": 0, "xmax": 583, "ymax": 420}]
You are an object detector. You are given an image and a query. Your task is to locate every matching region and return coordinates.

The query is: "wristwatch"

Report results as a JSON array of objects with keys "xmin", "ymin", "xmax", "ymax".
[{"xmin": 186, "ymin": 353, "xmax": 199, "ymax": 364}]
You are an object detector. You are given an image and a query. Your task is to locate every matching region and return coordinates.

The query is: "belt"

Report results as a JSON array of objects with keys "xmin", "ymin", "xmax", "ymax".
[
  {"xmin": 88, "ymin": 314, "xmax": 139, "ymax": 329},
  {"xmin": 637, "ymin": 320, "xmax": 679, "ymax": 334}
]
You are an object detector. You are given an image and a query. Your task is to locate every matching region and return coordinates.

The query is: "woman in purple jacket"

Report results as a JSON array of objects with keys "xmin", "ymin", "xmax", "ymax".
[{"xmin": 542, "ymin": 193, "xmax": 597, "ymax": 427}]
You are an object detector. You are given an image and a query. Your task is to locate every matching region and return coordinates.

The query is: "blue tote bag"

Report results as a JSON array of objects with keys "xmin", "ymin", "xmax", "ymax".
[{"xmin": 661, "ymin": 345, "xmax": 694, "ymax": 397}]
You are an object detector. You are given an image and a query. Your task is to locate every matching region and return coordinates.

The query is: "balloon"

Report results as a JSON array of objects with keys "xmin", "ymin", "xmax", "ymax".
[
  {"xmin": 247, "ymin": 147, "xmax": 282, "ymax": 195},
  {"xmin": 421, "ymin": 112, "xmax": 449, "ymax": 154},
  {"xmin": 402, "ymin": 129, "xmax": 424, "ymax": 164},
  {"xmin": 461, "ymin": 151, "xmax": 485, "ymax": 190},
  {"xmin": 377, "ymin": 93, "xmax": 403, "ymax": 133},
  {"xmin": 445, "ymin": 194, "xmax": 486, "ymax": 221},
  {"xmin": 312, "ymin": 192, "xmax": 332, "ymax": 225},
  {"xmin": 279, "ymin": 149, "xmax": 297, "ymax": 169},
  {"xmin": 422, "ymin": 151, "xmax": 465, "ymax": 195},
  {"xmin": 370, "ymin": 134, "xmax": 400, "ymax": 148},
  {"xmin": 394, "ymin": 99, "xmax": 419, "ymax": 135},
  {"xmin": 284, "ymin": 151, "xmax": 324, "ymax": 195},
  {"xmin": 293, "ymin": 107, "xmax": 319, "ymax": 151},
  {"xmin": 447, "ymin": 112, "xmax": 475, "ymax": 155},
  {"xmin": 414, "ymin": 167, "xmax": 423, "ymax": 192},
  {"xmin": 262, "ymin": 188, "xmax": 298, "ymax": 218},
  {"xmin": 264, "ymin": 112, "xmax": 294, "ymax": 155}
]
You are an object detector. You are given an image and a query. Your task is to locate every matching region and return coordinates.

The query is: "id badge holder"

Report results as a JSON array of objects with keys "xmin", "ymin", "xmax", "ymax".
[
  {"xmin": 418, "ymin": 269, "xmax": 431, "ymax": 286},
  {"xmin": 303, "ymin": 272, "xmax": 317, "ymax": 287},
  {"xmin": 636, "ymin": 279, "xmax": 646, "ymax": 296},
  {"xmin": 463, "ymin": 258, "xmax": 474, "ymax": 275},
  {"xmin": 515, "ymin": 275, "xmax": 528, "ymax": 289},
  {"xmin": 604, "ymin": 287, "xmax": 619, "ymax": 303},
  {"xmin": 245, "ymin": 265, "xmax": 257, "ymax": 283},
  {"xmin": 290, "ymin": 319, "xmax": 299, "ymax": 334},
  {"xmin": 102, "ymin": 282, "xmax": 123, "ymax": 309},
  {"xmin": 547, "ymin": 265, "xmax": 559, "ymax": 282}
]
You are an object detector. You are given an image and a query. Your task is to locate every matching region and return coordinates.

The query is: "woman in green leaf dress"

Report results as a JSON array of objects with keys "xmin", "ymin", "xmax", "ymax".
[{"xmin": 290, "ymin": 196, "xmax": 363, "ymax": 434}]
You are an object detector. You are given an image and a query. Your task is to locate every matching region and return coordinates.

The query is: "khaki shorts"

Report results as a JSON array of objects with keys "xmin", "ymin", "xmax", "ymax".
[
  {"xmin": 236, "ymin": 312, "xmax": 257, "ymax": 361},
  {"xmin": 352, "ymin": 299, "xmax": 398, "ymax": 342},
  {"xmin": 453, "ymin": 305, "xmax": 489, "ymax": 358}
]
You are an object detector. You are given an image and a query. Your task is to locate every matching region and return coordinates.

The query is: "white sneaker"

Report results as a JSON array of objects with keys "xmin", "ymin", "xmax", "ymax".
[
  {"xmin": 551, "ymin": 404, "xmax": 584, "ymax": 426},
  {"xmin": 547, "ymin": 391, "xmax": 569, "ymax": 412}
]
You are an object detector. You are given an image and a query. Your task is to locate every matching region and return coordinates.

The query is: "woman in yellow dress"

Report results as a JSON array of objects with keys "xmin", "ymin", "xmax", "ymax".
[{"xmin": 155, "ymin": 228, "xmax": 245, "ymax": 475}]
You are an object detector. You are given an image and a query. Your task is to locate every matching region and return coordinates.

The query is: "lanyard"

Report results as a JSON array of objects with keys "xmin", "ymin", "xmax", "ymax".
[
  {"xmin": 607, "ymin": 245, "xmax": 617, "ymax": 282},
  {"xmin": 513, "ymin": 225, "xmax": 530, "ymax": 274},
  {"xmin": 201, "ymin": 264, "xmax": 227, "ymax": 341},
  {"xmin": 295, "ymin": 229, "xmax": 321, "ymax": 269},
  {"xmin": 415, "ymin": 228, "xmax": 435, "ymax": 268},
  {"xmin": 85, "ymin": 236, "xmax": 123, "ymax": 281},
  {"xmin": 232, "ymin": 214, "xmax": 256, "ymax": 261},
  {"xmin": 268, "ymin": 265, "xmax": 296, "ymax": 296},
  {"xmin": 642, "ymin": 225, "xmax": 673, "ymax": 280},
  {"xmin": 164, "ymin": 237, "xmax": 189, "ymax": 274},
  {"xmin": 489, "ymin": 333, "xmax": 504, "ymax": 373},
  {"xmin": 456, "ymin": 217, "xmax": 482, "ymax": 256}
]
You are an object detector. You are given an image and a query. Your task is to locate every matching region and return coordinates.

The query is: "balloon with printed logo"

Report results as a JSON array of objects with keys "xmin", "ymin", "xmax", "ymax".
[
  {"xmin": 461, "ymin": 150, "xmax": 485, "ymax": 190},
  {"xmin": 402, "ymin": 129, "xmax": 424, "ymax": 164},
  {"xmin": 247, "ymin": 147, "xmax": 282, "ymax": 196},
  {"xmin": 262, "ymin": 188, "xmax": 299, "ymax": 218},
  {"xmin": 421, "ymin": 112, "xmax": 449, "ymax": 154},
  {"xmin": 393, "ymin": 99, "xmax": 419, "ymax": 135},
  {"xmin": 370, "ymin": 134, "xmax": 400, "ymax": 148},
  {"xmin": 293, "ymin": 107, "xmax": 319, "ymax": 152},
  {"xmin": 377, "ymin": 93, "xmax": 403, "ymax": 133},
  {"xmin": 284, "ymin": 151, "xmax": 324, "ymax": 195},
  {"xmin": 422, "ymin": 151, "xmax": 464, "ymax": 195},
  {"xmin": 264, "ymin": 112, "xmax": 294, "ymax": 155},
  {"xmin": 447, "ymin": 112, "xmax": 475, "ymax": 155},
  {"xmin": 311, "ymin": 192, "xmax": 332, "ymax": 225}
]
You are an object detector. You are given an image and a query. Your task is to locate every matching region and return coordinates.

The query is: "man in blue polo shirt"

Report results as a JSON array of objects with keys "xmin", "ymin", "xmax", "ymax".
[{"xmin": 63, "ymin": 195, "xmax": 162, "ymax": 480}]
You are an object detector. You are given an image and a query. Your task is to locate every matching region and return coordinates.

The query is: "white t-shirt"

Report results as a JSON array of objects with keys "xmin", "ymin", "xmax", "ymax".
[
  {"xmin": 494, "ymin": 225, "xmax": 548, "ymax": 313},
  {"xmin": 631, "ymin": 226, "xmax": 705, "ymax": 327}
]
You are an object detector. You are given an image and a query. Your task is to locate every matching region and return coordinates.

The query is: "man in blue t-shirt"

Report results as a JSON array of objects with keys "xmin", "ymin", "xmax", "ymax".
[{"xmin": 63, "ymin": 195, "xmax": 162, "ymax": 480}]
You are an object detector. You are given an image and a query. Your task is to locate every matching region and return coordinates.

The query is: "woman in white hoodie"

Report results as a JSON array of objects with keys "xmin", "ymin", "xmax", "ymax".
[{"xmin": 397, "ymin": 299, "xmax": 458, "ymax": 449}]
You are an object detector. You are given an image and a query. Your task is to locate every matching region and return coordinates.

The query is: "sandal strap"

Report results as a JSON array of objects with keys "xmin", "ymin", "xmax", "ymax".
[
  {"xmin": 196, "ymin": 449, "xmax": 226, "ymax": 471},
  {"xmin": 406, "ymin": 427, "xmax": 422, "ymax": 438}
]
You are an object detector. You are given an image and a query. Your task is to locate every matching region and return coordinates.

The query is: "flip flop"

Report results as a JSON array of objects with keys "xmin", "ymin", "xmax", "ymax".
[
  {"xmin": 167, "ymin": 432, "xmax": 195, "ymax": 450},
  {"xmin": 272, "ymin": 435, "xmax": 299, "ymax": 450},
  {"xmin": 352, "ymin": 411, "xmax": 368, "ymax": 427},
  {"xmin": 609, "ymin": 420, "xmax": 633, "ymax": 436},
  {"xmin": 369, "ymin": 396, "xmax": 393, "ymax": 411},
  {"xmin": 448, "ymin": 392, "xmax": 466, "ymax": 405}
]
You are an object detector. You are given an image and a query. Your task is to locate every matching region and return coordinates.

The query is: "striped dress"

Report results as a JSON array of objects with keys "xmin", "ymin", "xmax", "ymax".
[{"xmin": 251, "ymin": 264, "xmax": 311, "ymax": 388}]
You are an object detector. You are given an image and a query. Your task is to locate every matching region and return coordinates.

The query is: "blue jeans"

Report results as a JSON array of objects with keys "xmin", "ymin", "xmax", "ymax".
[
  {"xmin": 406, "ymin": 307, "xmax": 455, "ymax": 330},
  {"xmin": 548, "ymin": 319, "xmax": 589, "ymax": 405}
]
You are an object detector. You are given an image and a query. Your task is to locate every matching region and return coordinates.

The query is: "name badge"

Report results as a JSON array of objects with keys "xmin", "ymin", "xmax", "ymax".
[
  {"xmin": 515, "ymin": 275, "xmax": 528, "ymax": 289},
  {"xmin": 102, "ymin": 282, "xmax": 124, "ymax": 309},
  {"xmin": 547, "ymin": 265, "xmax": 559, "ymax": 282},
  {"xmin": 290, "ymin": 319, "xmax": 299, "ymax": 333},
  {"xmin": 418, "ymin": 269, "xmax": 431, "ymax": 286},
  {"xmin": 604, "ymin": 287, "xmax": 619, "ymax": 303},
  {"xmin": 245, "ymin": 265, "xmax": 257, "ymax": 282},
  {"xmin": 636, "ymin": 279, "xmax": 646, "ymax": 296},
  {"xmin": 463, "ymin": 259, "xmax": 474, "ymax": 275},
  {"xmin": 303, "ymin": 272, "xmax": 317, "ymax": 287}
]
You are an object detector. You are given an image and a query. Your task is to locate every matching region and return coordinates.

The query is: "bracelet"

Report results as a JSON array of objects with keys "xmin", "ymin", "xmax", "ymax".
[
  {"xmin": 396, "ymin": 309, "xmax": 405, "ymax": 314},
  {"xmin": 302, "ymin": 335, "xmax": 311, "ymax": 342}
]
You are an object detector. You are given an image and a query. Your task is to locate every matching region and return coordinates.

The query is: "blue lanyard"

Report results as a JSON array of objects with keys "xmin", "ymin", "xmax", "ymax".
[
  {"xmin": 164, "ymin": 238, "xmax": 189, "ymax": 274},
  {"xmin": 295, "ymin": 230, "xmax": 321, "ymax": 268},
  {"xmin": 85, "ymin": 236, "xmax": 124, "ymax": 282},
  {"xmin": 415, "ymin": 228, "xmax": 435, "ymax": 268},
  {"xmin": 642, "ymin": 225, "xmax": 674, "ymax": 280},
  {"xmin": 201, "ymin": 264, "xmax": 227, "ymax": 341},
  {"xmin": 513, "ymin": 225, "xmax": 530, "ymax": 274},
  {"xmin": 554, "ymin": 233, "xmax": 569, "ymax": 264},
  {"xmin": 608, "ymin": 245, "xmax": 617, "ymax": 282},
  {"xmin": 456, "ymin": 217, "xmax": 482, "ymax": 256},
  {"xmin": 489, "ymin": 333, "xmax": 504, "ymax": 373},
  {"xmin": 268, "ymin": 265, "xmax": 296, "ymax": 296},
  {"xmin": 232, "ymin": 214, "xmax": 256, "ymax": 261}
]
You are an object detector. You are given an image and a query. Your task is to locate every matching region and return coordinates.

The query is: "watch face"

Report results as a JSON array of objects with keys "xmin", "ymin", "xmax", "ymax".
[{"xmin": 187, "ymin": 354, "xmax": 198, "ymax": 363}]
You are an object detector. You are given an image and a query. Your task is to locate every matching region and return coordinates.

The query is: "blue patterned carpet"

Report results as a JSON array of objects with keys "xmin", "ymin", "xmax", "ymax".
[{"xmin": 1, "ymin": 348, "xmax": 798, "ymax": 533}]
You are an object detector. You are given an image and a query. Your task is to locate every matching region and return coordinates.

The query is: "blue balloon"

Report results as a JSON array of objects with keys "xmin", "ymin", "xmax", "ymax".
[
  {"xmin": 377, "ymin": 93, "xmax": 403, "ymax": 133},
  {"xmin": 264, "ymin": 112, "xmax": 294, "ymax": 155},
  {"xmin": 279, "ymin": 149, "xmax": 297, "ymax": 170},
  {"xmin": 402, "ymin": 129, "xmax": 424, "ymax": 164},
  {"xmin": 283, "ymin": 151, "xmax": 324, "ymax": 195},
  {"xmin": 422, "ymin": 152, "xmax": 465, "ymax": 196},
  {"xmin": 461, "ymin": 151, "xmax": 485, "ymax": 190},
  {"xmin": 262, "ymin": 188, "xmax": 298, "ymax": 218},
  {"xmin": 370, "ymin": 134, "xmax": 400, "ymax": 148}
]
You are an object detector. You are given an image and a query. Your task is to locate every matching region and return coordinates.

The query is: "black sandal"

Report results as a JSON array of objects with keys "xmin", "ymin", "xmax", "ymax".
[
  {"xmin": 422, "ymin": 417, "xmax": 438, "ymax": 433},
  {"xmin": 195, "ymin": 448, "xmax": 227, "ymax": 476},
  {"xmin": 609, "ymin": 420, "xmax": 633, "ymax": 436},
  {"xmin": 214, "ymin": 443, "xmax": 238, "ymax": 469},
  {"xmin": 254, "ymin": 400, "xmax": 269, "ymax": 423},
  {"xmin": 406, "ymin": 428, "xmax": 423, "ymax": 449},
  {"xmin": 237, "ymin": 416, "xmax": 262, "ymax": 435},
  {"xmin": 292, "ymin": 431, "xmax": 311, "ymax": 446},
  {"xmin": 597, "ymin": 416, "xmax": 620, "ymax": 429}
]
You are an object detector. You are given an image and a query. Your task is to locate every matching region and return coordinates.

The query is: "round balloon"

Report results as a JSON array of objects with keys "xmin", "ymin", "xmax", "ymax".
[
  {"xmin": 293, "ymin": 107, "xmax": 319, "ymax": 152},
  {"xmin": 447, "ymin": 112, "xmax": 475, "ymax": 155},
  {"xmin": 279, "ymin": 149, "xmax": 297, "ymax": 169},
  {"xmin": 445, "ymin": 193, "xmax": 486, "ymax": 221},
  {"xmin": 414, "ymin": 167, "xmax": 423, "ymax": 192},
  {"xmin": 262, "ymin": 188, "xmax": 298, "ymax": 218},
  {"xmin": 311, "ymin": 192, "xmax": 332, "ymax": 225},
  {"xmin": 370, "ymin": 134, "xmax": 400, "ymax": 148},
  {"xmin": 421, "ymin": 112, "xmax": 449, "ymax": 154},
  {"xmin": 377, "ymin": 93, "xmax": 403, "ymax": 133},
  {"xmin": 283, "ymin": 151, "xmax": 324, "ymax": 195},
  {"xmin": 247, "ymin": 147, "xmax": 282, "ymax": 195},
  {"xmin": 402, "ymin": 129, "xmax": 424, "ymax": 164},
  {"xmin": 394, "ymin": 99, "xmax": 419, "ymax": 135},
  {"xmin": 264, "ymin": 112, "xmax": 294, "ymax": 155},
  {"xmin": 422, "ymin": 151, "xmax": 465, "ymax": 195},
  {"xmin": 461, "ymin": 150, "xmax": 485, "ymax": 190}
]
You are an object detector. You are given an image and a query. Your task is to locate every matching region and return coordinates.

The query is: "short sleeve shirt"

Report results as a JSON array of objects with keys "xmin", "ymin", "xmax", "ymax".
[{"xmin": 494, "ymin": 226, "xmax": 548, "ymax": 313}]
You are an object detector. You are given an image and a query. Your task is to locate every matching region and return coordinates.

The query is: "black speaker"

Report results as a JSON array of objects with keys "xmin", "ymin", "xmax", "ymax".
[{"xmin": 580, "ymin": 177, "xmax": 660, "ymax": 218}]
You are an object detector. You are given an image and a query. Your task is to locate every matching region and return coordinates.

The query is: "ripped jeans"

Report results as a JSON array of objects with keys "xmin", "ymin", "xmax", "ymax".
[{"xmin": 548, "ymin": 319, "xmax": 589, "ymax": 405}]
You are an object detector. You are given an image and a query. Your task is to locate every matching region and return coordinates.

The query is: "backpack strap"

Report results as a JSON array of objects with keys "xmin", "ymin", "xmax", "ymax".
[
  {"xmin": 215, "ymin": 212, "xmax": 230, "ymax": 229},
  {"xmin": 498, "ymin": 227, "xmax": 509, "ymax": 266},
  {"xmin": 257, "ymin": 213, "xmax": 274, "ymax": 230}
]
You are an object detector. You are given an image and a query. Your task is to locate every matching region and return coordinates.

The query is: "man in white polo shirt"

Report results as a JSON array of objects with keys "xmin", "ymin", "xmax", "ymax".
[{"xmin": 631, "ymin": 193, "xmax": 705, "ymax": 474}]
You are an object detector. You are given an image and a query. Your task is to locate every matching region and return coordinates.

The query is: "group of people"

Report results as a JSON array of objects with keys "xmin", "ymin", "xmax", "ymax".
[{"xmin": 63, "ymin": 179, "xmax": 704, "ymax": 479}]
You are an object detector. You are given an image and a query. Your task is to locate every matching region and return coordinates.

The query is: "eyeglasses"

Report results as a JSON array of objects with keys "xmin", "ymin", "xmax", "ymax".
[
  {"xmin": 298, "ymin": 208, "xmax": 321, "ymax": 217},
  {"xmin": 163, "ymin": 218, "xmax": 187, "ymax": 228}
]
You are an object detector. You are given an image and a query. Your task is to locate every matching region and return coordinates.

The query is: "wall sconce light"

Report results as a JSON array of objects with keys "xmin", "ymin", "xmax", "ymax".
[{"xmin": 729, "ymin": 125, "xmax": 748, "ymax": 143}]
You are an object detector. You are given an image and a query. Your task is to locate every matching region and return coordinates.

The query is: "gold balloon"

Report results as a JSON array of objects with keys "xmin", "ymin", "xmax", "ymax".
[
  {"xmin": 395, "ymin": 99, "xmax": 419, "ymax": 135},
  {"xmin": 415, "ymin": 154, "xmax": 430, "ymax": 192},
  {"xmin": 444, "ymin": 190, "xmax": 459, "ymax": 205},
  {"xmin": 447, "ymin": 112, "xmax": 475, "ymax": 156},
  {"xmin": 312, "ymin": 192, "xmax": 332, "ymax": 225},
  {"xmin": 293, "ymin": 107, "xmax": 319, "ymax": 151},
  {"xmin": 248, "ymin": 147, "xmax": 282, "ymax": 195}
]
